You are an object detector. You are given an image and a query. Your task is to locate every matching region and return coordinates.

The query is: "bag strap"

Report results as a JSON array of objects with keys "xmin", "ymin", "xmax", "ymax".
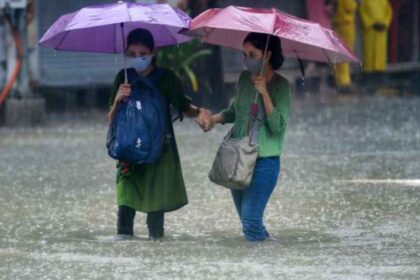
[
  {"xmin": 247, "ymin": 101, "xmax": 263, "ymax": 145},
  {"xmin": 128, "ymin": 68, "xmax": 184, "ymax": 124},
  {"xmin": 149, "ymin": 67, "xmax": 165, "ymax": 84},
  {"xmin": 130, "ymin": 67, "xmax": 164, "ymax": 91}
]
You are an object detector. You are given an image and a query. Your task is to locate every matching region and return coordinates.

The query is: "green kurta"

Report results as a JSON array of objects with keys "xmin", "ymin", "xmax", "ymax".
[
  {"xmin": 221, "ymin": 71, "xmax": 291, "ymax": 157},
  {"xmin": 109, "ymin": 67, "xmax": 191, "ymax": 213}
]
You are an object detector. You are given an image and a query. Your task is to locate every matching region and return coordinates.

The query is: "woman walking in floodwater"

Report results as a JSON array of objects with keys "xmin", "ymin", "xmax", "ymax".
[
  {"xmin": 200, "ymin": 32, "xmax": 291, "ymax": 241},
  {"xmin": 108, "ymin": 28, "xmax": 210, "ymax": 240}
]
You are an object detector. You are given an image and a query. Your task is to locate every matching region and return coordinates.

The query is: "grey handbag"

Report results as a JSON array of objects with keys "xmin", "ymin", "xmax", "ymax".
[
  {"xmin": 208, "ymin": 130, "xmax": 258, "ymax": 189},
  {"xmin": 208, "ymin": 103, "xmax": 263, "ymax": 190}
]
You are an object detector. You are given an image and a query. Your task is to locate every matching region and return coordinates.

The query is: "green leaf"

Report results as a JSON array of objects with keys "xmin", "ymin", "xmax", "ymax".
[
  {"xmin": 182, "ymin": 65, "xmax": 199, "ymax": 93},
  {"xmin": 182, "ymin": 49, "xmax": 213, "ymax": 67}
]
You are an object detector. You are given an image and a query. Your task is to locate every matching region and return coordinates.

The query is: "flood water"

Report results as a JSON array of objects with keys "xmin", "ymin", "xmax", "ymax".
[{"xmin": 0, "ymin": 96, "xmax": 419, "ymax": 279}]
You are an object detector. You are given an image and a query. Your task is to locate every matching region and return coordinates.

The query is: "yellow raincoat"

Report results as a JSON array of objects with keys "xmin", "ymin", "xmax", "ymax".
[
  {"xmin": 360, "ymin": 0, "xmax": 393, "ymax": 72},
  {"xmin": 333, "ymin": 0, "xmax": 358, "ymax": 86}
]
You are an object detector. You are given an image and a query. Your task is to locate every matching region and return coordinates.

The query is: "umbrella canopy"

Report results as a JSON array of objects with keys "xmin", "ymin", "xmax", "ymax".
[
  {"xmin": 39, "ymin": 1, "xmax": 192, "ymax": 53},
  {"xmin": 322, "ymin": 28, "xmax": 359, "ymax": 64},
  {"xmin": 184, "ymin": 6, "xmax": 359, "ymax": 64}
]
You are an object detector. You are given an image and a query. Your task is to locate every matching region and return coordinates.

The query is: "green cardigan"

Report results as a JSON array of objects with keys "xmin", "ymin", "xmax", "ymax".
[{"xmin": 221, "ymin": 71, "xmax": 291, "ymax": 157}]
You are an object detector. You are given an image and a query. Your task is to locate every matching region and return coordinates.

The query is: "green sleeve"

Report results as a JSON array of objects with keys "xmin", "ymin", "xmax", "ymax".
[
  {"xmin": 161, "ymin": 70, "xmax": 192, "ymax": 113},
  {"xmin": 220, "ymin": 72, "xmax": 247, "ymax": 124},
  {"xmin": 109, "ymin": 70, "xmax": 124, "ymax": 109},
  {"xmin": 265, "ymin": 79, "xmax": 291, "ymax": 135},
  {"xmin": 221, "ymin": 98, "xmax": 235, "ymax": 124}
]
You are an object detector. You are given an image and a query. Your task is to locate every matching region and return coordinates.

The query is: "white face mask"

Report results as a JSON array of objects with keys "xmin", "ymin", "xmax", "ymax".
[{"xmin": 128, "ymin": 55, "xmax": 153, "ymax": 72}]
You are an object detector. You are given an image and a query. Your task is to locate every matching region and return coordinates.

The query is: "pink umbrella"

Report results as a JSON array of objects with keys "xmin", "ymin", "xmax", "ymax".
[
  {"xmin": 322, "ymin": 28, "xmax": 360, "ymax": 64},
  {"xmin": 184, "ymin": 5, "xmax": 359, "ymax": 64}
]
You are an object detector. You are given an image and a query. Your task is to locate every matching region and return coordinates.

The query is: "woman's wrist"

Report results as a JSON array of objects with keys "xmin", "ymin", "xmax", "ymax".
[
  {"xmin": 211, "ymin": 115, "xmax": 217, "ymax": 124},
  {"xmin": 113, "ymin": 98, "xmax": 122, "ymax": 107},
  {"xmin": 212, "ymin": 114, "xmax": 223, "ymax": 124},
  {"xmin": 261, "ymin": 90, "xmax": 270, "ymax": 98}
]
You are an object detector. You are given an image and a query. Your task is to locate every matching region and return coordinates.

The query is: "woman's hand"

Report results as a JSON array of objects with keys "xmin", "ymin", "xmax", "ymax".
[
  {"xmin": 254, "ymin": 75, "xmax": 275, "ymax": 116},
  {"xmin": 253, "ymin": 76, "xmax": 269, "ymax": 97},
  {"xmin": 108, "ymin": 83, "xmax": 131, "ymax": 123},
  {"xmin": 114, "ymin": 83, "xmax": 131, "ymax": 104},
  {"xmin": 197, "ymin": 109, "xmax": 214, "ymax": 132}
]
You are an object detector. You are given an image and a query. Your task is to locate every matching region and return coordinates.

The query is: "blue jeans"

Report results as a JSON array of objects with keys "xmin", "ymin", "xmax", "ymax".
[{"xmin": 231, "ymin": 157, "xmax": 280, "ymax": 241}]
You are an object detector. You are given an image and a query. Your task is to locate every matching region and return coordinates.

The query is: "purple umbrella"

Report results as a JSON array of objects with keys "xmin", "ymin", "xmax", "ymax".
[
  {"xmin": 39, "ymin": 1, "xmax": 192, "ymax": 52},
  {"xmin": 39, "ymin": 1, "xmax": 192, "ymax": 82}
]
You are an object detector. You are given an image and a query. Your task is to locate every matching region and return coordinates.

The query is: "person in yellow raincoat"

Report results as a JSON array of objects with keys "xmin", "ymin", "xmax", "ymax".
[
  {"xmin": 332, "ymin": 0, "xmax": 358, "ymax": 88},
  {"xmin": 360, "ymin": 0, "xmax": 393, "ymax": 72}
]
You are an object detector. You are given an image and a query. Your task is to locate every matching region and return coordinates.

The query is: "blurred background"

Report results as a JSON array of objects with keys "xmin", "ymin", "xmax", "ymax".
[
  {"xmin": 0, "ymin": 0, "xmax": 419, "ymax": 126},
  {"xmin": 1, "ymin": 1, "xmax": 419, "ymax": 279}
]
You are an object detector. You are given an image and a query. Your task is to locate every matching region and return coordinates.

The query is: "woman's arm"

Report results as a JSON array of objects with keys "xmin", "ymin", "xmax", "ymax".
[
  {"xmin": 254, "ymin": 75, "xmax": 291, "ymax": 135},
  {"xmin": 184, "ymin": 105, "xmax": 200, "ymax": 118},
  {"xmin": 261, "ymin": 94, "xmax": 274, "ymax": 117},
  {"xmin": 197, "ymin": 113, "xmax": 224, "ymax": 132},
  {"xmin": 198, "ymin": 95, "xmax": 238, "ymax": 132},
  {"xmin": 265, "ymin": 87, "xmax": 291, "ymax": 135},
  {"xmin": 211, "ymin": 113, "xmax": 225, "ymax": 124},
  {"xmin": 108, "ymin": 83, "xmax": 131, "ymax": 124},
  {"xmin": 184, "ymin": 105, "xmax": 212, "ymax": 119},
  {"xmin": 254, "ymin": 76, "xmax": 274, "ymax": 116},
  {"xmin": 108, "ymin": 102, "xmax": 118, "ymax": 124}
]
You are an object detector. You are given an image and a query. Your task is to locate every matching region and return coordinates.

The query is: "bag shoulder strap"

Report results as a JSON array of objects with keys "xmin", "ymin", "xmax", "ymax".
[
  {"xmin": 148, "ymin": 67, "xmax": 166, "ymax": 84},
  {"xmin": 131, "ymin": 67, "xmax": 166, "ymax": 92},
  {"xmin": 247, "ymin": 99, "xmax": 264, "ymax": 145}
]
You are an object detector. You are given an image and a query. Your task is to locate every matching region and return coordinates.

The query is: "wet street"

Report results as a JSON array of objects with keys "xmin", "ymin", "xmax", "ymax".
[{"xmin": 0, "ymin": 96, "xmax": 419, "ymax": 279}]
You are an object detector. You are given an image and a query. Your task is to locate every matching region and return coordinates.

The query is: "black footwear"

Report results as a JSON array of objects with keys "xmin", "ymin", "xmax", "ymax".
[
  {"xmin": 146, "ymin": 211, "xmax": 164, "ymax": 239},
  {"xmin": 117, "ymin": 205, "xmax": 136, "ymax": 235}
]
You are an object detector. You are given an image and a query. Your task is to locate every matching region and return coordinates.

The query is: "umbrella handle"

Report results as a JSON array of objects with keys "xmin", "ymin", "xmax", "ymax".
[
  {"xmin": 120, "ymin": 22, "xmax": 128, "ymax": 84},
  {"xmin": 259, "ymin": 34, "xmax": 270, "ymax": 76},
  {"xmin": 254, "ymin": 34, "xmax": 271, "ymax": 104}
]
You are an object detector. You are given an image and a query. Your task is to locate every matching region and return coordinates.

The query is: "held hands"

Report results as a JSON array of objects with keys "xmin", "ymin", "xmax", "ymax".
[
  {"xmin": 197, "ymin": 108, "xmax": 214, "ymax": 132},
  {"xmin": 114, "ymin": 83, "xmax": 131, "ymax": 105}
]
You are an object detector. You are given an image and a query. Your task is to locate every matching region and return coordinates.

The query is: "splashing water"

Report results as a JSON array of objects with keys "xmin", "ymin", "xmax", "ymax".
[{"xmin": 0, "ymin": 96, "xmax": 419, "ymax": 279}]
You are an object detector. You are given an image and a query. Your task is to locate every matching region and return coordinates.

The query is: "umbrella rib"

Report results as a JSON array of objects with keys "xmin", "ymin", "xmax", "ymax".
[
  {"xmin": 332, "ymin": 50, "xmax": 339, "ymax": 64},
  {"xmin": 271, "ymin": 10, "xmax": 277, "ymax": 35},
  {"xmin": 114, "ymin": 23, "xmax": 117, "ymax": 54},
  {"xmin": 162, "ymin": 25, "xmax": 181, "ymax": 47},
  {"xmin": 126, "ymin": 2, "xmax": 132, "ymax": 22},
  {"xmin": 55, "ymin": 30, "xmax": 71, "ymax": 50},
  {"xmin": 322, "ymin": 48, "xmax": 332, "ymax": 65}
]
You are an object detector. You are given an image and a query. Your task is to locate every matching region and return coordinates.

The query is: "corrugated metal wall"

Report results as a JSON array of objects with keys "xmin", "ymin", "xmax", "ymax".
[{"xmin": 36, "ymin": 0, "xmax": 125, "ymax": 87}]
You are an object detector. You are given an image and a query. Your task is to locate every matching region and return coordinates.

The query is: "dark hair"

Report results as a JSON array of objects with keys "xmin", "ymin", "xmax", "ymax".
[
  {"xmin": 126, "ymin": 28, "xmax": 155, "ymax": 51},
  {"xmin": 243, "ymin": 32, "xmax": 284, "ymax": 70}
]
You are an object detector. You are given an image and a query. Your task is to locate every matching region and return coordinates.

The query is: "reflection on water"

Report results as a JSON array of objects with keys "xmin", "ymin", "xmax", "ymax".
[{"xmin": 0, "ymin": 96, "xmax": 419, "ymax": 279}]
